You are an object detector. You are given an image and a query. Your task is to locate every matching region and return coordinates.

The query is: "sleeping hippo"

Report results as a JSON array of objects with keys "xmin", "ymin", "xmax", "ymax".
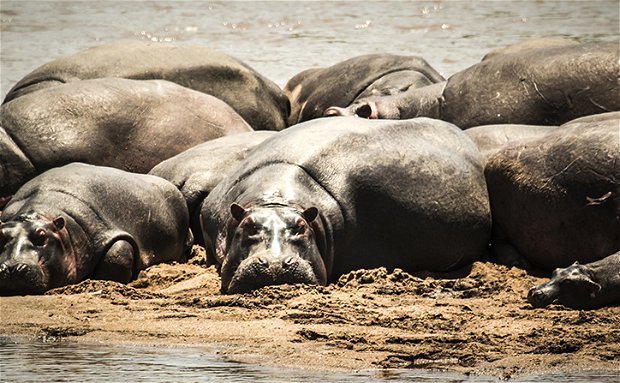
[
  {"xmin": 3, "ymin": 41, "xmax": 289, "ymax": 131},
  {"xmin": 0, "ymin": 163, "xmax": 191, "ymax": 295},
  {"xmin": 326, "ymin": 42, "xmax": 619, "ymax": 128},
  {"xmin": 528, "ymin": 251, "xmax": 620, "ymax": 310},
  {"xmin": 199, "ymin": 117, "xmax": 491, "ymax": 293},
  {"xmin": 284, "ymin": 54, "xmax": 444, "ymax": 125},
  {"xmin": 0, "ymin": 77, "xmax": 252, "ymax": 205},
  {"xmin": 149, "ymin": 131, "xmax": 276, "ymax": 246},
  {"xmin": 483, "ymin": 113, "xmax": 620, "ymax": 307}
]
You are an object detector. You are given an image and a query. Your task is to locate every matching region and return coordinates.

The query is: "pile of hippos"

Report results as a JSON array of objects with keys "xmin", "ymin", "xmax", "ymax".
[{"xmin": 1, "ymin": 38, "xmax": 618, "ymax": 310}]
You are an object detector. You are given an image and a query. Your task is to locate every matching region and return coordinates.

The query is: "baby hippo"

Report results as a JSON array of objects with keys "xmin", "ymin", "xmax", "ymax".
[{"xmin": 528, "ymin": 251, "xmax": 620, "ymax": 310}]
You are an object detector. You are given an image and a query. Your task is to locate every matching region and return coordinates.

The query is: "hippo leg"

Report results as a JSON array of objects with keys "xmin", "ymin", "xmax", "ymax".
[
  {"xmin": 490, "ymin": 227, "xmax": 533, "ymax": 269},
  {"xmin": 92, "ymin": 240, "xmax": 134, "ymax": 283}
]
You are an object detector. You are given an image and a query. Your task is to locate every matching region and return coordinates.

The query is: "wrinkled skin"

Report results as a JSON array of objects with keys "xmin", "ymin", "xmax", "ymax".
[
  {"xmin": 464, "ymin": 124, "xmax": 554, "ymax": 160},
  {"xmin": 221, "ymin": 204, "xmax": 326, "ymax": 294},
  {"xmin": 149, "ymin": 131, "xmax": 276, "ymax": 246},
  {"xmin": 0, "ymin": 78, "xmax": 252, "ymax": 205},
  {"xmin": 284, "ymin": 53, "xmax": 444, "ymax": 125},
  {"xmin": 3, "ymin": 41, "xmax": 289, "ymax": 131},
  {"xmin": 327, "ymin": 42, "xmax": 619, "ymax": 129},
  {"xmin": 201, "ymin": 117, "xmax": 491, "ymax": 293},
  {"xmin": 0, "ymin": 163, "xmax": 190, "ymax": 295},
  {"xmin": 528, "ymin": 251, "xmax": 620, "ymax": 310}
]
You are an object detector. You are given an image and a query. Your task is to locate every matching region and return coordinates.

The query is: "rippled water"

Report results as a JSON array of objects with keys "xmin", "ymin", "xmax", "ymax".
[
  {"xmin": 1, "ymin": 336, "xmax": 618, "ymax": 383},
  {"xmin": 1, "ymin": 1, "xmax": 618, "ymax": 98},
  {"xmin": 1, "ymin": 1, "xmax": 619, "ymax": 381}
]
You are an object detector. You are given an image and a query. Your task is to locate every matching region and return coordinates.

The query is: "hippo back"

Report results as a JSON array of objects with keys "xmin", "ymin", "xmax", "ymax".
[
  {"xmin": 3, "ymin": 41, "xmax": 289, "ymax": 131},
  {"xmin": 485, "ymin": 116, "xmax": 620, "ymax": 270},
  {"xmin": 0, "ymin": 77, "xmax": 252, "ymax": 201}
]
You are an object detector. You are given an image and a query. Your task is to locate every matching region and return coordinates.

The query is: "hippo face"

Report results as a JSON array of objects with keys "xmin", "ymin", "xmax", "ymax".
[
  {"xmin": 0, "ymin": 215, "xmax": 72, "ymax": 295},
  {"xmin": 220, "ymin": 203, "xmax": 327, "ymax": 294},
  {"xmin": 324, "ymin": 97, "xmax": 400, "ymax": 120},
  {"xmin": 527, "ymin": 262, "xmax": 602, "ymax": 309}
]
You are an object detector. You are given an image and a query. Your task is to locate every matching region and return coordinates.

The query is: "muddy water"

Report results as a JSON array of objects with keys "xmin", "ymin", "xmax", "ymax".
[
  {"xmin": 1, "ymin": 1, "xmax": 618, "ymax": 97},
  {"xmin": 1, "ymin": 336, "xmax": 618, "ymax": 382}
]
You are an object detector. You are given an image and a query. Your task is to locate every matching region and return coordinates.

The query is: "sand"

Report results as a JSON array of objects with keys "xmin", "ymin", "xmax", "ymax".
[{"xmin": 1, "ymin": 247, "xmax": 618, "ymax": 379}]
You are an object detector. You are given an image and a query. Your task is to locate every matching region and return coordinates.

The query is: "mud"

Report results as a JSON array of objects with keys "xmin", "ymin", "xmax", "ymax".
[{"xmin": 1, "ymin": 246, "xmax": 618, "ymax": 379}]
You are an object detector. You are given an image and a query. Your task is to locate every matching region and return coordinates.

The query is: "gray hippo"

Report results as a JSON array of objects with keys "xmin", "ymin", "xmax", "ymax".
[
  {"xmin": 464, "ymin": 124, "xmax": 554, "ymax": 159},
  {"xmin": 3, "ymin": 41, "xmax": 289, "ymax": 131},
  {"xmin": 0, "ymin": 163, "xmax": 191, "ymax": 295},
  {"xmin": 284, "ymin": 54, "xmax": 444, "ymax": 125},
  {"xmin": 199, "ymin": 117, "xmax": 491, "ymax": 293},
  {"xmin": 149, "ymin": 131, "xmax": 276, "ymax": 246},
  {"xmin": 0, "ymin": 77, "xmax": 252, "ymax": 205},
  {"xmin": 528, "ymin": 251, "xmax": 620, "ymax": 310},
  {"xmin": 326, "ymin": 42, "xmax": 619, "ymax": 128},
  {"xmin": 484, "ymin": 113, "xmax": 619, "ymax": 307}
]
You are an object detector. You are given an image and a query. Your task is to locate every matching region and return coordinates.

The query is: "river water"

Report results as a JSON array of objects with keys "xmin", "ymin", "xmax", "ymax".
[{"xmin": 1, "ymin": 1, "xmax": 619, "ymax": 382}]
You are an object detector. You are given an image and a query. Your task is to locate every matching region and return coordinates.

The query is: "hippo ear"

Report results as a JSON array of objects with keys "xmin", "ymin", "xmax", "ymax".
[
  {"xmin": 230, "ymin": 203, "xmax": 246, "ymax": 222},
  {"xmin": 302, "ymin": 207, "xmax": 319, "ymax": 223},
  {"xmin": 53, "ymin": 216, "xmax": 65, "ymax": 231}
]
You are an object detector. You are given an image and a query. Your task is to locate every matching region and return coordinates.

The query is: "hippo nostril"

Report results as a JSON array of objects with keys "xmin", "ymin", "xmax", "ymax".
[
  {"xmin": 15, "ymin": 264, "xmax": 29, "ymax": 275},
  {"xmin": 282, "ymin": 256, "xmax": 297, "ymax": 268},
  {"xmin": 255, "ymin": 256, "xmax": 269, "ymax": 267}
]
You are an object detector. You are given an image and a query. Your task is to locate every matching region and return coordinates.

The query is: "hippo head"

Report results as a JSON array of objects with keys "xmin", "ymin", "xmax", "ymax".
[
  {"xmin": 0, "ymin": 214, "xmax": 74, "ymax": 295},
  {"xmin": 220, "ymin": 203, "xmax": 327, "ymax": 294},
  {"xmin": 323, "ymin": 97, "xmax": 401, "ymax": 120},
  {"xmin": 527, "ymin": 262, "xmax": 602, "ymax": 309}
]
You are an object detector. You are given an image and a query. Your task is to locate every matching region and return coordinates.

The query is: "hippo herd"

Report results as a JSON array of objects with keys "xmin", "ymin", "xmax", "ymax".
[{"xmin": 1, "ymin": 38, "xmax": 618, "ymax": 310}]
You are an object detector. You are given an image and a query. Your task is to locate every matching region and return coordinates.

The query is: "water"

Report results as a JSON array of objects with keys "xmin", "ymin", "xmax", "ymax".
[
  {"xmin": 1, "ymin": 1, "xmax": 619, "ymax": 99},
  {"xmin": 1, "ymin": 336, "xmax": 618, "ymax": 382},
  {"xmin": 1, "ymin": 1, "xmax": 619, "ymax": 381}
]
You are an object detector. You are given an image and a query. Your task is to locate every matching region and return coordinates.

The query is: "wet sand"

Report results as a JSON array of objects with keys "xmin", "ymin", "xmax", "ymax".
[{"xmin": 1, "ymin": 247, "xmax": 618, "ymax": 379}]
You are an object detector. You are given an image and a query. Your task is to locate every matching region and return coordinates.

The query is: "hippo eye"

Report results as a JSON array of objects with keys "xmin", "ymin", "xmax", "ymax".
[
  {"xmin": 290, "ymin": 220, "xmax": 308, "ymax": 236},
  {"xmin": 31, "ymin": 228, "xmax": 48, "ymax": 247}
]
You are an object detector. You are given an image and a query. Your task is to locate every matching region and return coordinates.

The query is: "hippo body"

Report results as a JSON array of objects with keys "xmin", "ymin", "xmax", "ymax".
[
  {"xmin": 0, "ymin": 77, "xmax": 252, "ymax": 203},
  {"xmin": 464, "ymin": 124, "xmax": 554, "ymax": 159},
  {"xmin": 329, "ymin": 42, "xmax": 619, "ymax": 128},
  {"xmin": 200, "ymin": 117, "xmax": 491, "ymax": 293},
  {"xmin": 284, "ymin": 54, "xmax": 444, "ymax": 125},
  {"xmin": 527, "ymin": 251, "xmax": 620, "ymax": 310},
  {"xmin": 3, "ymin": 41, "xmax": 289, "ymax": 131},
  {"xmin": 149, "ymin": 131, "xmax": 276, "ymax": 245},
  {"xmin": 485, "ymin": 114, "xmax": 620, "ymax": 272},
  {"xmin": 0, "ymin": 163, "xmax": 191, "ymax": 295}
]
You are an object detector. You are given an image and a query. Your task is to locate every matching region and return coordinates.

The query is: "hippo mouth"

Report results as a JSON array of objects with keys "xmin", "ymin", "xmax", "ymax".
[
  {"xmin": 224, "ymin": 254, "xmax": 320, "ymax": 294},
  {"xmin": 527, "ymin": 284, "xmax": 558, "ymax": 308},
  {"xmin": 0, "ymin": 261, "xmax": 49, "ymax": 296}
]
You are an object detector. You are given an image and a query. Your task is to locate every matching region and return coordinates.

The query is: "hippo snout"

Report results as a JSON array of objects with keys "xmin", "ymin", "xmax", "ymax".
[
  {"xmin": 527, "ymin": 283, "xmax": 557, "ymax": 308},
  {"xmin": 225, "ymin": 253, "xmax": 319, "ymax": 294},
  {"xmin": 0, "ymin": 261, "xmax": 47, "ymax": 295}
]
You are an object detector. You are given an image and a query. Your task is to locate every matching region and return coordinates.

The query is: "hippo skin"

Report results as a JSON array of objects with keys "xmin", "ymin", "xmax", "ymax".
[
  {"xmin": 327, "ymin": 42, "xmax": 619, "ymax": 129},
  {"xmin": 149, "ymin": 131, "xmax": 276, "ymax": 246},
  {"xmin": 200, "ymin": 117, "xmax": 491, "ymax": 293},
  {"xmin": 484, "ymin": 113, "xmax": 620, "ymax": 308},
  {"xmin": 528, "ymin": 251, "xmax": 620, "ymax": 310},
  {"xmin": 0, "ymin": 163, "xmax": 191, "ymax": 295},
  {"xmin": 464, "ymin": 124, "xmax": 554, "ymax": 159},
  {"xmin": 2, "ymin": 41, "xmax": 289, "ymax": 131},
  {"xmin": 0, "ymin": 77, "xmax": 252, "ymax": 205},
  {"xmin": 284, "ymin": 53, "xmax": 444, "ymax": 125}
]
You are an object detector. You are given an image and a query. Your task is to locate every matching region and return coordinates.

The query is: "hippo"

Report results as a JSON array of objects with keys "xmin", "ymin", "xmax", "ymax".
[
  {"xmin": 528, "ymin": 251, "xmax": 620, "ymax": 310},
  {"xmin": 0, "ymin": 77, "xmax": 252, "ymax": 205},
  {"xmin": 199, "ymin": 117, "xmax": 491, "ymax": 293},
  {"xmin": 149, "ymin": 131, "xmax": 276, "ymax": 246},
  {"xmin": 284, "ymin": 54, "xmax": 444, "ymax": 125},
  {"xmin": 464, "ymin": 124, "xmax": 554, "ymax": 159},
  {"xmin": 484, "ymin": 113, "xmax": 619, "ymax": 274},
  {"xmin": 0, "ymin": 163, "xmax": 191, "ymax": 295},
  {"xmin": 326, "ymin": 42, "xmax": 619, "ymax": 129},
  {"xmin": 3, "ymin": 41, "xmax": 289, "ymax": 131}
]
